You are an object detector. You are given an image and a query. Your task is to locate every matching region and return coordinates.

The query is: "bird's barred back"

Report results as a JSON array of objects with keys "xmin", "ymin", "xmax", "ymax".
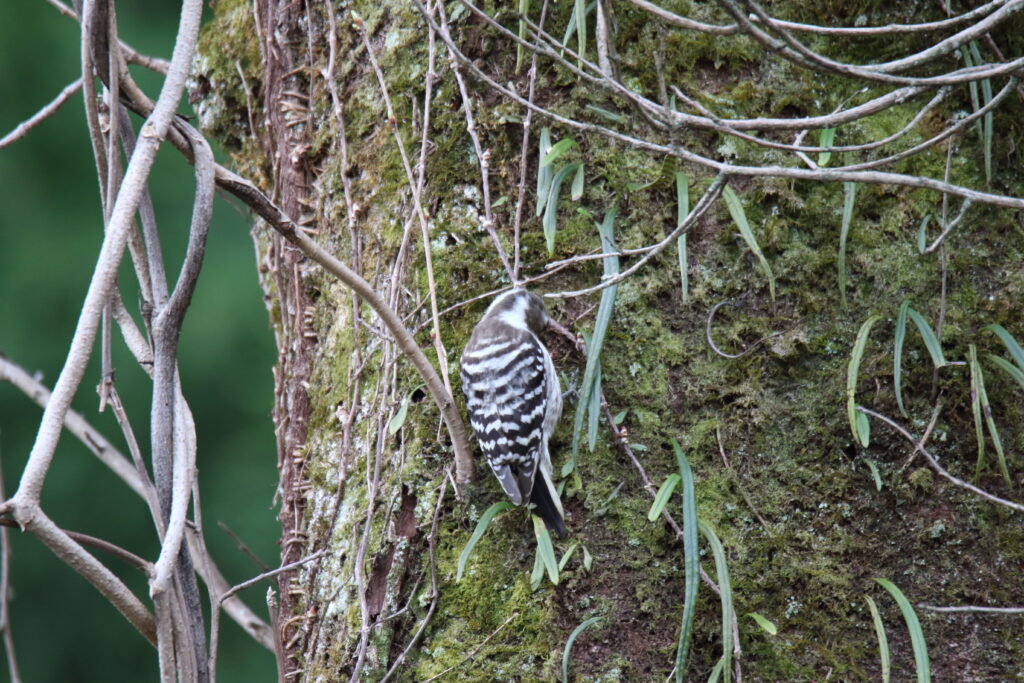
[{"xmin": 461, "ymin": 330, "xmax": 547, "ymax": 469}]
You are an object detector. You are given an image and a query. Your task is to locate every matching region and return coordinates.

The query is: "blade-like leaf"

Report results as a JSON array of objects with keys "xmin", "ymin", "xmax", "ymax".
[
  {"xmin": 675, "ymin": 441, "xmax": 700, "ymax": 682},
  {"xmin": 561, "ymin": 616, "xmax": 601, "ymax": 683},
  {"xmin": 865, "ymin": 458, "xmax": 883, "ymax": 492},
  {"xmin": 856, "ymin": 411, "xmax": 871, "ymax": 448},
  {"xmin": 818, "ymin": 126, "xmax": 837, "ymax": 167},
  {"xmin": 558, "ymin": 541, "xmax": 579, "ymax": 571},
  {"xmin": 707, "ymin": 657, "xmax": 726, "ymax": 683},
  {"xmin": 847, "ymin": 315, "xmax": 881, "ymax": 447},
  {"xmin": 647, "ymin": 473, "xmax": 681, "ymax": 521},
  {"xmin": 906, "ymin": 308, "xmax": 946, "ymax": 368},
  {"xmin": 574, "ymin": 0, "xmax": 587, "ymax": 66},
  {"xmin": 969, "ymin": 42, "xmax": 993, "ymax": 186},
  {"xmin": 587, "ymin": 350, "xmax": 601, "ymax": 452},
  {"xmin": 387, "ymin": 395, "xmax": 410, "ymax": 435},
  {"xmin": 584, "ymin": 103, "xmax": 626, "ymax": 123},
  {"xmin": 988, "ymin": 354, "xmax": 1024, "ymax": 392},
  {"xmin": 972, "ymin": 345, "xmax": 1010, "ymax": 485},
  {"xmin": 874, "ymin": 579, "xmax": 930, "ymax": 683},
  {"xmin": 457, "ymin": 501, "xmax": 513, "ymax": 581},
  {"xmin": 916, "ymin": 214, "xmax": 931, "ymax": 254},
  {"xmin": 515, "ymin": 0, "xmax": 530, "ymax": 74},
  {"xmin": 530, "ymin": 546, "xmax": 544, "ymax": 590},
  {"xmin": 676, "ymin": 172, "xmax": 690, "ymax": 304},
  {"xmin": 533, "ymin": 515, "xmax": 559, "ymax": 585},
  {"xmin": 969, "ymin": 344, "xmax": 987, "ymax": 481},
  {"xmin": 894, "ymin": 300, "xmax": 910, "ymax": 418},
  {"xmin": 571, "ymin": 162, "xmax": 585, "ymax": 201},
  {"xmin": 838, "ymin": 182, "xmax": 856, "ymax": 308},
  {"xmin": 985, "ymin": 324, "xmax": 1024, "ymax": 372},
  {"xmin": 543, "ymin": 162, "xmax": 582, "ymax": 255},
  {"xmin": 865, "ymin": 595, "xmax": 891, "ymax": 683},
  {"xmin": 723, "ymin": 185, "xmax": 775, "ymax": 301},
  {"xmin": 572, "ymin": 210, "xmax": 619, "ymax": 455},
  {"xmin": 536, "ymin": 127, "xmax": 553, "ymax": 217},
  {"xmin": 745, "ymin": 612, "xmax": 777, "ymax": 636},
  {"xmin": 700, "ymin": 520, "xmax": 733, "ymax": 683},
  {"xmin": 582, "ymin": 545, "xmax": 593, "ymax": 571},
  {"xmin": 542, "ymin": 138, "xmax": 578, "ymax": 168}
]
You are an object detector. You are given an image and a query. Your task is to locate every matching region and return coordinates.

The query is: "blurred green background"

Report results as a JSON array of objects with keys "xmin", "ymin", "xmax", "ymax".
[{"xmin": 0, "ymin": 3, "xmax": 278, "ymax": 681}]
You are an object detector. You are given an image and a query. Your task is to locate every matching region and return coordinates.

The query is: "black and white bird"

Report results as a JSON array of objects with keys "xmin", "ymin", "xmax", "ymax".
[{"xmin": 460, "ymin": 288, "xmax": 566, "ymax": 537}]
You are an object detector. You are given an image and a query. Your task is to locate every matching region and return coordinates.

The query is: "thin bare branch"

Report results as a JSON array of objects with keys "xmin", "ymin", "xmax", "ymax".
[
  {"xmin": 0, "ymin": 78, "xmax": 82, "ymax": 149},
  {"xmin": 859, "ymin": 406, "xmax": 1024, "ymax": 514}
]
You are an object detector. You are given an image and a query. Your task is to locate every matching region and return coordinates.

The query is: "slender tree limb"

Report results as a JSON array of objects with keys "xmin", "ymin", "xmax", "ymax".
[
  {"xmin": 858, "ymin": 407, "xmax": 1024, "ymax": 513},
  {"xmin": 0, "ymin": 78, "xmax": 82, "ymax": 149}
]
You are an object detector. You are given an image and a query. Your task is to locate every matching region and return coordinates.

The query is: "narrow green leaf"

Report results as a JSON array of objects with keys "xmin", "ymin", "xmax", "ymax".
[
  {"xmin": 515, "ymin": 0, "xmax": 530, "ymax": 75},
  {"xmin": 543, "ymin": 162, "xmax": 582, "ymax": 255},
  {"xmin": 865, "ymin": 595, "xmax": 891, "ymax": 683},
  {"xmin": 572, "ymin": 210, "xmax": 619, "ymax": 455},
  {"xmin": 492, "ymin": 195, "xmax": 509, "ymax": 208},
  {"xmin": 723, "ymin": 185, "xmax": 775, "ymax": 301},
  {"xmin": 613, "ymin": 409, "xmax": 627, "ymax": 425},
  {"xmin": 818, "ymin": 126, "xmax": 837, "ymax": 167},
  {"xmin": 536, "ymin": 128, "xmax": 553, "ymax": 216},
  {"xmin": 972, "ymin": 345, "xmax": 1010, "ymax": 485},
  {"xmin": 874, "ymin": 578, "xmax": 930, "ymax": 683},
  {"xmin": 856, "ymin": 411, "xmax": 871, "ymax": 448},
  {"xmin": 894, "ymin": 300, "xmax": 910, "ymax": 418},
  {"xmin": 675, "ymin": 441, "xmax": 700, "ymax": 682},
  {"xmin": 707, "ymin": 657, "xmax": 727, "ymax": 683},
  {"xmin": 587, "ymin": 351, "xmax": 602, "ymax": 452},
  {"xmin": 700, "ymin": 520, "xmax": 733, "ymax": 683},
  {"xmin": 457, "ymin": 501, "xmax": 513, "ymax": 581},
  {"xmin": 838, "ymin": 182, "xmax": 856, "ymax": 308},
  {"xmin": 625, "ymin": 178, "xmax": 658, "ymax": 192},
  {"xmin": 865, "ymin": 458, "xmax": 883, "ymax": 492},
  {"xmin": 985, "ymin": 324, "xmax": 1024, "ymax": 372},
  {"xmin": 387, "ymin": 395, "xmax": 410, "ymax": 435},
  {"xmin": 969, "ymin": 344, "xmax": 987, "ymax": 481},
  {"xmin": 916, "ymin": 214, "xmax": 931, "ymax": 254},
  {"xmin": 906, "ymin": 308, "xmax": 947, "ymax": 368},
  {"xmin": 571, "ymin": 162, "xmax": 585, "ymax": 201},
  {"xmin": 847, "ymin": 315, "xmax": 882, "ymax": 447},
  {"xmin": 676, "ymin": 172, "xmax": 691, "ymax": 304},
  {"xmin": 582, "ymin": 545, "xmax": 593, "ymax": 571},
  {"xmin": 988, "ymin": 354, "xmax": 1024, "ymax": 392},
  {"xmin": 647, "ymin": 473, "xmax": 681, "ymax": 521},
  {"xmin": 530, "ymin": 546, "xmax": 544, "ymax": 590},
  {"xmin": 960, "ymin": 45, "xmax": 982, "ymax": 139},
  {"xmin": 744, "ymin": 612, "xmax": 777, "ymax": 636},
  {"xmin": 969, "ymin": 42, "xmax": 993, "ymax": 186},
  {"xmin": 561, "ymin": 616, "xmax": 601, "ymax": 683},
  {"xmin": 558, "ymin": 542, "xmax": 579, "ymax": 572},
  {"xmin": 574, "ymin": 0, "xmax": 587, "ymax": 66},
  {"xmin": 542, "ymin": 138, "xmax": 578, "ymax": 168},
  {"xmin": 584, "ymin": 103, "xmax": 626, "ymax": 123},
  {"xmin": 533, "ymin": 515, "xmax": 559, "ymax": 585}
]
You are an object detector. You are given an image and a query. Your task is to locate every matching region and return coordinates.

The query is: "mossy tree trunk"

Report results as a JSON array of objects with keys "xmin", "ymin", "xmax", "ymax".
[{"xmin": 194, "ymin": 0, "xmax": 1024, "ymax": 680}]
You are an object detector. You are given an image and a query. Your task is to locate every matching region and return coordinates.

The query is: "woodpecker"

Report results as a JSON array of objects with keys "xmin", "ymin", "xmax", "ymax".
[{"xmin": 460, "ymin": 288, "xmax": 566, "ymax": 537}]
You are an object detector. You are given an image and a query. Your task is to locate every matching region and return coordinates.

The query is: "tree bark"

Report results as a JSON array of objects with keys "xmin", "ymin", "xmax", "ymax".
[{"xmin": 194, "ymin": 1, "xmax": 1024, "ymax": 680}]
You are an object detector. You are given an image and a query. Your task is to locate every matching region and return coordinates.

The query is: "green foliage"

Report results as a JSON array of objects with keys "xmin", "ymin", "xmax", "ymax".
[
  {"xmin": 457, "ymin": 502, "xmax": 513, "ymax": 582},
  {"xmin": 873, "ymin": 579, "xmax": 930, "ymax": 683},
  {"xmin": 864, "ymin": 596, "xmax": 890, "ymax": 683},
  {"xmin": 561, "ymin": 616, "xmax": 601, "ymax": 682},
  {"xmin": 722, "ymin": 185, "xmax": 776, "ymax": 301},
  {"xmin": 847, "ymin": 315, "xmax": 881, "ymax": 447}
]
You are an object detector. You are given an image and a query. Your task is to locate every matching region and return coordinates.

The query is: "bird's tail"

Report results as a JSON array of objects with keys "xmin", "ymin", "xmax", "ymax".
[{"xmin": 530, "ymin": 466, "xmax": 566, "ymax": 538}]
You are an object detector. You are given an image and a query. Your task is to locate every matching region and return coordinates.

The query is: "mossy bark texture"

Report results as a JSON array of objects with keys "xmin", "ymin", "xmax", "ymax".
[{"xmin": 195, "ymin": 0, "xmax": 1024, "ymax": 680}]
